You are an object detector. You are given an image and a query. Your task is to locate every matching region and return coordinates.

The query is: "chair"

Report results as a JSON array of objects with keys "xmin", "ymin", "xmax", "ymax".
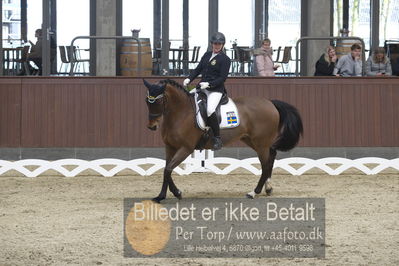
[
  {"xmin": 169, "ymin": 47, "xmax": 187, "ymax": 75},
  {"xmin": 14, "ymin": 46, "xmax": 32, "ymax": 75},
  {"xmin": 58, "ymin": 46, "xmax": 70, "ymax": 74},
  {"xmin": 188, "ymin": 46, "xmax": 201, "ymax": 70},
  {"xmin": 274, "ymin": 46, "xmax": 282, "ymax": 62},
  {"xmin": 67, "ymin": 46, "xmax": 90, "ymax": 75},
  {"xmin": 276, "ymin": 46, "xmax": 292, "ymax": 75},
  {"xmin": 235, "ymin": 46, "xmax": 252, "ymax": 76},
  {"xmin": 152, "ymin": 47, "xmax": 162, "ymax": 75}
]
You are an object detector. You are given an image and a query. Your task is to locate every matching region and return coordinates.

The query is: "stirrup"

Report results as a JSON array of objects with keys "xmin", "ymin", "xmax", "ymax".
[{"xmin": 212, "ymin": 136, "xmax": 223, "ymax": 150}]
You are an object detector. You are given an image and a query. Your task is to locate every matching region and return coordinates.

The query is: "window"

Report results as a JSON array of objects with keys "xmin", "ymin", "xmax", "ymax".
[
  {"xmin": 333, "ymin": 0, "xmax": 371, "ymax": 50},
  {"xmin": 57, "ymin": 0, "xmax": 89, "ymax": 47},
  {"xmin": 2, "ymin": 0, "xmax": 21, "ymax": 47},
  {"xmin": 268, "ymin": 0, "xmax": 301, "ymax": 50},
  {"xmin": 189, "ymin": 0, "xmax": 208, "ymax": 52},
  {"xmin": 56, "ymin": 0, "xmax": 90, "ymax": 71},
  {"xmin": 379, "ymin": 0, "xmax": 399, "ymax": 45},
  {"xmin": 123, "ymin": 0, "xmax": 153, "ymax": 41},
  {"xmin": 27, "ymin": 0, "xmax": 42, "ymax": 43},
  {"xmin": 268, "ymin": 0, "xmax": 300, "ymax": 72},
  {"xmin": 170, "ymin": 0, "xmax": 183, "ymax": 48},
  {"xmin": 219, "ymin": 0, "xmax": 253, "ymax": 49},
  {"xmin": 349, "ymin": 0, "xmax": 370, "ymax": 50}
]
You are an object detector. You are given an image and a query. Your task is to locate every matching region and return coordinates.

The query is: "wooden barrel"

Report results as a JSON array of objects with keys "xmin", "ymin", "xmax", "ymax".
[
  {"xmin": 120, "ymin": 38, "xmax": 152, "ymax": 76},
  {"xmin": 335, "ymin": 39, "xmax": 362, "ymax": 59}
]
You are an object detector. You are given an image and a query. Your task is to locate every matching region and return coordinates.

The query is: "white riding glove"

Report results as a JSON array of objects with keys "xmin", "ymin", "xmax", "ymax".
[
  {"xmin": 183, "ymin": 78, "xmax": 190, "ymax": 87},
  {"xmin": 199, "ymin": 82, "xmax": 210, "ymax": 90}
]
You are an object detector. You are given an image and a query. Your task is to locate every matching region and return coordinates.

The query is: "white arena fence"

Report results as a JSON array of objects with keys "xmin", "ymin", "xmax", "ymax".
[{"xmin": 0, "ymin": 150, "xmax": 398, "ymax": 177}]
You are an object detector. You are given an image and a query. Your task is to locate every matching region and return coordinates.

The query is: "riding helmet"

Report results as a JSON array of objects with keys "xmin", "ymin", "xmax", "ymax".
[{"xmin": 210, "ymin": 32, "xmax": 226, "ymax": 44}]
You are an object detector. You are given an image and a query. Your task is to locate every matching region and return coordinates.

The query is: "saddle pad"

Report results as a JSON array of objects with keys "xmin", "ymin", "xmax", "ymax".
[{"xmin": 194, "ymin": 93, "xmax": 240, "ymax": 131}]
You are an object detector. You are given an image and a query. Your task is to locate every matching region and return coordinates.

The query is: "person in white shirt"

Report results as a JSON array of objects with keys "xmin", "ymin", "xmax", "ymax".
[{"xmin": 333, "ymin": 43, "xmax": 362, "ymax": 77}]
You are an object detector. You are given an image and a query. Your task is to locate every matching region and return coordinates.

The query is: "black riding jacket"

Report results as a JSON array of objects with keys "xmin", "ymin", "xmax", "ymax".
[{"xmin": 188, "ymin": 51, "xmax": 231, "ymax": 94}]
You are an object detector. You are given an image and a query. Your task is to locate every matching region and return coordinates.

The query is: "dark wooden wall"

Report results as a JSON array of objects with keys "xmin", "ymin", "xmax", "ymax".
[{"xmin": 0, "ymin": 77, "xmax": 398, "ymax": 147}]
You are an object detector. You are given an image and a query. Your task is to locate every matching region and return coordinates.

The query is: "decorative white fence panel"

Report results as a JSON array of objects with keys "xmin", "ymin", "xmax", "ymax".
[{"xmin": 0, "ymin": 157, "xmax": 398, "ymax": 177}]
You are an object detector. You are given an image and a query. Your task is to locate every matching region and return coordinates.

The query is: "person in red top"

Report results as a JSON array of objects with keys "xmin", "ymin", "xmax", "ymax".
[{"xmin": 254, "ymin": 38, "xmax": 279, "ymax": 76}]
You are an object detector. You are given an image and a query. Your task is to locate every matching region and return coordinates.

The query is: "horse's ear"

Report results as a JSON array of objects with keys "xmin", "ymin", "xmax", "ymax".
[{"xmin": 143, "ymin": 79, "xmax": 152, "ymax": 89}]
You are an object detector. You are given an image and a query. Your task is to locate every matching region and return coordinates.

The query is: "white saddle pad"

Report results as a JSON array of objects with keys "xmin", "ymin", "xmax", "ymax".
[{"xmin": 194, "ymin": 93, "xmax": 240, "ymax": 131}]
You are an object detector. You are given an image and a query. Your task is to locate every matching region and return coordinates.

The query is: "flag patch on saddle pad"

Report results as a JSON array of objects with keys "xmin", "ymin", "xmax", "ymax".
[
  {"xmin": 226, "ymin": 111, "xmax": 238, "ymax": 124},
  {"xmin": 194, "ymin": 93, "xmax": 240, "ymax": 130}
]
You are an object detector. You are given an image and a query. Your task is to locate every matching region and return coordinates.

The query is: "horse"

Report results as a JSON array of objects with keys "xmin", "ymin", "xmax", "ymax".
[{"xmin": 143, "ymin": 79, "xmax": 303, "ymax": 202}]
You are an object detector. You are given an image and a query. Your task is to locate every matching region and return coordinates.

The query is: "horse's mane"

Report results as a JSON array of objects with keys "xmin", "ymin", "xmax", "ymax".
[{"xmin": 160, "ymin": 79, "xmax": 191, "ymax": 97}]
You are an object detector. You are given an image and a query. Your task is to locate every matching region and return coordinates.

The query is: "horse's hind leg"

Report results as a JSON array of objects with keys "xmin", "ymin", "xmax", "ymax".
[{"xmin": 246, "ymin": 148, "xmax": 277, "ymax": 198}]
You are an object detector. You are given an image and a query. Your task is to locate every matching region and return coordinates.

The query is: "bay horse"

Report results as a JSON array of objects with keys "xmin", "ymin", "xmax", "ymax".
[{"xmin": 144, "ymin": 79, "xmax": 303, "ymax": 202}]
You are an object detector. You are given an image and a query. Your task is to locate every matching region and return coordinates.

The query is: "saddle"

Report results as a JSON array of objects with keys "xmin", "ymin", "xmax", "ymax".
[{"xmin": 193, "ymin": 90, "xmax": 240, "ymax": 131}]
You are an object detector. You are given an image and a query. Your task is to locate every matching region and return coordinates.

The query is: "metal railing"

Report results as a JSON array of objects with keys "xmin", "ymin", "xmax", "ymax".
[
  {"xmin": 295, "ymin": 36, "xmax": 366, "ymax": 76},
  {"xmin": 69, "ymin": 35, "xmax": 142, "ymax": 76}
]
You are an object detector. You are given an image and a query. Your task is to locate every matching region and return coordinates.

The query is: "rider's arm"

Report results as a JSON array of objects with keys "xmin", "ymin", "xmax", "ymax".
[{"xmin": 188, "ymin": 53, "xmax": 207, "ymax": 81}]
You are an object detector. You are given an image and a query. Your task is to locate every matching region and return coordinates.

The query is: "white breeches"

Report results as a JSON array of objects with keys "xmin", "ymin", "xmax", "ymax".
[{"xmin": 204, "ymin": 90, "xmax": 223, "ymax": 117}]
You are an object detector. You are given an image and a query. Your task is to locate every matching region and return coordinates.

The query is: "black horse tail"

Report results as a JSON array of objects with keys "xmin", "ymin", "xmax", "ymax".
[{"xmin": 271, "ymin": 99, "xmax": 303, "ymax": 152}]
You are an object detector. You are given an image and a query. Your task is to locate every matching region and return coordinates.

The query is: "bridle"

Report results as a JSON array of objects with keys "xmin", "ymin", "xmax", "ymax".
[{"xmin": 146, "ymin": 91, "xmax": 165, "ymax": 119}]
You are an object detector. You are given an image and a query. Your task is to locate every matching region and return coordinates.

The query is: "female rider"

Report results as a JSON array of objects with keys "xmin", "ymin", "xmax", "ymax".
[{"xmin": 183, "ymin": 32, "xmax": 231, "ymax": 150}]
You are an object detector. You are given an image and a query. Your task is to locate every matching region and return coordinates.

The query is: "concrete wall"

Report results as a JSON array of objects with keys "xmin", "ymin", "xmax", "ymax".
[
  {"xmin": 96, "ymin": 0, "xmax": 117, "ymax": 76},
  {"xmin": 303, "ymin": 0, "xmax": 332, "ymax": 76}
]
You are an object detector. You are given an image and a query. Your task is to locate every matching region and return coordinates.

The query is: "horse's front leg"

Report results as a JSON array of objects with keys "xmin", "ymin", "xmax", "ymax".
[
  {"xmin": 153, "ymin": 146, "xmax": 193, "ymax": 203},
  {"xmin": 153, "ymin": 145, "xmax": 176, "ymax": 203}
]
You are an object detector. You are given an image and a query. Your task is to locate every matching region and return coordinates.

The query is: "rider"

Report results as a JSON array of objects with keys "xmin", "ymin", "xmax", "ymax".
[{"xmin": 183, "ymin": 32, "xmax": 231, "ymax": 150}]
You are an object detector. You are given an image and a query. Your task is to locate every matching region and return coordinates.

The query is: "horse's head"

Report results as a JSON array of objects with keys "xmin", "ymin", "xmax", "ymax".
[{"xmin": 143, "ymin": 79, "xmax": 166, "ymax": 130}]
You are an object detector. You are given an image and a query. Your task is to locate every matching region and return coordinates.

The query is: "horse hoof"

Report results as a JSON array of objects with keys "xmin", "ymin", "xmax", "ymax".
[
  {"xmin": 152, "ymin": 196, "xmax": 165, "ymax": 203},
  {"xmin": 266, "ymin": 188, "xmax": 273, "ymax": 196},
  {"xmin": 246, "ymin": 191, "xmax": 256, "ymax": 199},
  {"xmin": 174, "ymin": 190, "xmax": 183, "ymax": 200}
]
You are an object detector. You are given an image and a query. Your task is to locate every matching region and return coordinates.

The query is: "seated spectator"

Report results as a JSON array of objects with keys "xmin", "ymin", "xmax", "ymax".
[
  {"xmin": 28, "ymin": 29, "xmax": 43, "ymax": 75},
  {"xmin": 314, "ymin": 46, "xmax": 337, "ymax": 76},
  {"xmin": 333, "ymin": 43, "xmax": 362, "ymax": 76},
  {"xmin": 254, "ymin": 38, "xmax": 279, "ymax": 76},
  {"xmin": 366, "ymin": 47, "xmax": 392, "ymax": 76}
]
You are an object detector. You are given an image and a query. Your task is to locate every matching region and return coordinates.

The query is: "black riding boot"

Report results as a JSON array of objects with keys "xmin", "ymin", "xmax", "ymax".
[{"xmin": 207, "ymin": 113, "xmax": 223, "ymax": 150}]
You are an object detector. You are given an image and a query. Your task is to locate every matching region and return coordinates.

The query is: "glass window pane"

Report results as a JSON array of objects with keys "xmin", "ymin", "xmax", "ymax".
[
  {"xmin": 334, "ymin": 0, "xmax": 370, "ymax": 51},
  {"xmin": 379, "ymin": 0, "xmax": 399, "ymax": 44},
  {"xmin": 57, "ymin": 0, "xmax": 90, "ymax": 73},
  {"xmin": 333, "ymin": 0, "xmax": 342, "ymax": 36},
  {"xmin": 219, "ymin": 0, "xmax": 253, "ymax": 48},
  {"xmin": 3, "ymin": 0, "xmax": 22, "ymax": 47},
  {"xmin": 57, "ymin": 0, "xmax": 89, "ymax": 46},
  {"xmin": 349, "ymin": 0, "xmax": 370, "ymax": 50},
  {"xmin": 170, "ymin": 0, "xmax": 183, "ymax": 48},
  {"xmin": 268, "ymin": 0, "xmax": 300, "ymax": 48},
  {"xmin": 189, "ymin": 0, "xmax": 208, "ymax": 52},
  {"xmin": 123, "ymin": 0, "xmax": 153, "ymax": 40},
  {"xmin": 268, "ymin": 0, "xmax": 300, "ymax": 73},
  {"xmin": 27, "ymin": 0, "xmax": 42, "ymax": 44}
]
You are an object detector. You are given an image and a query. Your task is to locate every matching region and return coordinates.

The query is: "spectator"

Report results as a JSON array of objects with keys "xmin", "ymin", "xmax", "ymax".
[
  {"xmin": 28, "ymin": 29, "xmax": 43, "ymax": 75},
  {"xmin": 254, "ymin": 38, "xmax": 279, "ymax": 76},
  {"xmin": 314, "ymin": 46, "xmax": 338, "ymax": 76},
  {"xmin": 366, "ymin": 47, "xmax": 392, "ymax": 76},
  {"xmin": 333, "ymin": 43, "xmax": 362, "ymax": 76}
]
